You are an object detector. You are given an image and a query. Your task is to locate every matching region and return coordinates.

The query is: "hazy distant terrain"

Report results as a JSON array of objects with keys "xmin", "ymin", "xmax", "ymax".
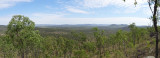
[
  {"xmin": 0, "ymin": 24, "xmax": 149, "ymax": 40},
  {"xmin": 0, "ymin": 24, "xmax": 148, "ymax": 35}
]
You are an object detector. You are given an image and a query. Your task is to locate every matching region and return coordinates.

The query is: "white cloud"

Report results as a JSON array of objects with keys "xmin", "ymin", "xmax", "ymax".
[
  {"xmin": 82, "ymin": 0, "xmax": 110, "ymax": 8},
  {"xmin": 0, "ymin": 15, "xmax": 12, "ymax": 25},
  {"xmin": 27, "ymin": 13, "xmax": 151, "ymax": 25},
  {"xmin": 66, "ymin": 6, "xmax": 89, "ymax": 14},
  {"xmin": 0, "ymin": 13, "xmax": 151, "ymax": 25},
  {"xmin": 0, "ymin": 0, "xmax": 32, "ymax": 9},
  {"xmin": 76, "ymin": 0, "xmax": 148, "ymax": 13},
  {"xmin": 0, "ymin": 13, "xmax": 64, "ymax": 25},
  {"xmin": 57, "ymin": 0, "xmax": 149, "ymax": 13},
  {"xmin": 54, "ymin": 17, "xmax": 150, "ymax": 26},
  {"xmin": 29, "ymin": 13, "xmax": 64, "ymax": 24},
  {"xmin": 80, "ymin": 0, "xmax": 147, "ymax": 8}
]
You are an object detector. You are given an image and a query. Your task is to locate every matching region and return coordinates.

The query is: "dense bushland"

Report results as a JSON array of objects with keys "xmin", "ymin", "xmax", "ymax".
[{"xmin": 0, "ymin": 15, "xmax": 158, "ymax": 58}]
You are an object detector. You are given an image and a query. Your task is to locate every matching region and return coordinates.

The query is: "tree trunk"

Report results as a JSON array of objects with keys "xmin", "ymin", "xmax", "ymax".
[
  {"xmin": 69, "ymin": 51, "xmax": 72, "ymax": 58},
  {"xmin": 131, "ymin": 30, "xmax": 135, "ymax": 46},
  {"xmin": 153, "ymin": 0, "xmax": 159, "ymax": 58},
  {"xmin": 64, "ymin": 53, "xmax": 66, "ymax": 58},
  {"xmin": 100, "ymin": 47, "xmax": 102, "ymax": 58},
  {"xmin": 155, "ymin": 32, "xmax": 159, "ymax": 58},
  {"xmin": 22, "ymin": 51, "xmax": 25, "ymax": 58},
  {"xmin": 20, "ymin": 48, "xmax": 25, "ymax": 58},
  {"xmin": 4, "ymin": 53, "xmax": 5, "ymax": 58},
  {"xmin": 34, "ymin": 49, "xmax": 38, "ymax": 58}
]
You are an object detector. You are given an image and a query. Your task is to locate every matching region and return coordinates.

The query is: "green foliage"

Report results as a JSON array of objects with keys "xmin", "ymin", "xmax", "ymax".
[
  {"xmin": 0, "ymin": 15, "xmax": 156, "ymax": 58},
  {"xmin": 114, "ymin": 50, "xmax": 126, "ymax": 58},
  {"xmin": 105, "ymin": 51, "xmax": 110, "ymax": 58},
  {"xmin": 0, "ymin": 35, "xmax": 16, "ymax": 58},
  {"xmin": 93, "ymin": 27, "xmax": 106, "ymax": 47},
  {"xmin": 41, "ymin": 36, "xmax": 56, "ymax": 57},
  {"xmin": 5, "ymin": 15, "xmax": 43, "ymax": 58},
  {"xmin": 73, "ymin": 50, "xmax": 88, "ymax": 58},
  {"xmin": 93, "ymin": 27, "xmax": 107, "ymax": 58},
  {"xmin": 83, "ymin": 42, "xmax": 96, "ymax": 53}
]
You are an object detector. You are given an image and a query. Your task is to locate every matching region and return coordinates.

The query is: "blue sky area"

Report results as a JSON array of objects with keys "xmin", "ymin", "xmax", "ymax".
[{"xmin": 0, "ymin": 0, "xmax": 153, "ymax": 25}]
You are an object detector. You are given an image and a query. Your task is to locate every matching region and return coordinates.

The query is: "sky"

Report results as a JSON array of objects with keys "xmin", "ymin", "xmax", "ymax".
[{"xmin": 0, "ymin": 0, "xmax": 153, "ymax": 25}]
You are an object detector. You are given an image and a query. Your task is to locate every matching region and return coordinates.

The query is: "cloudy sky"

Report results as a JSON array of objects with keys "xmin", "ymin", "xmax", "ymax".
[{"xmin": 0, "ymin": 0, "xmax": 152, "ymax": 25}]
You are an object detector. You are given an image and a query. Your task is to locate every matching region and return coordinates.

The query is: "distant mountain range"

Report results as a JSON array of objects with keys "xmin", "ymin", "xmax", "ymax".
[
  {"xmin": 35, "ymin": 24, "xmax": 127, "ymax": 26},
  {"xmin": 35, "ymin": 24, "xmax": 127, "ymax": 27},
  {"xmin": 35, "ymin": 24, "xmax": 148, "ymax": 28},
  {"xmin": 0, "ymin": 24, "xmax": 149, "ymax": 34},
  {"xmin": 0, "ymin": 24, "xmax": 149, "ymax": 27}
]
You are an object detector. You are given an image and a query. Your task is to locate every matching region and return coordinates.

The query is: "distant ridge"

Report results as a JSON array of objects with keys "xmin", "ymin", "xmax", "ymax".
[{"xmin": 35, "ymin": 24, "xmax": 128, "ymax": 26}]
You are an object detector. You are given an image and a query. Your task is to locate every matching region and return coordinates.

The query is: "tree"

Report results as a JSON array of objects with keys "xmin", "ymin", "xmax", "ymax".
[
  {"xmin": 124, "ymin": 0, "xmax": 159, "ymax": 57},
  {"xmin": 71, "ymin": 31, "xmax": 87, "ymax": 50},
  {"xmin": 41, "ymin": 36, "xmax": 59, "ymax": 58},
  {"xmin": 83, "ymin": 42, "xmax": 96, "ymax": 53},
  {"xmin": 93, "ymin": 27, "xmax": 106, "ymax": 58},
  {"xmin": 83, "ymin": 42, "xmax": 96, "ymax": 57},
  {"xmin": 6, "ymin": 15, "xmax": 42, "ymax": 58},
  {"xmin": 73, "ymin": 49, "xmax": 88, "ymax": 58},
  {"xmin": 151, "ymin": 0, "xmax": 159, "ymax": 57},
  {"xmin": 129, "ymin": 23, "xmax": 137, "ymax": 45}
]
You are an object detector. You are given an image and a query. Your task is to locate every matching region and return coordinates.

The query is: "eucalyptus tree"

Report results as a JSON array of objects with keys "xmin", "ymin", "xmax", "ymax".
[
  {"xmin": 83, "ymin": 41, "xmax": 96, "ymax": 57},
  {"xmin": 129, "ymin": 23, "xmax": 138, "ymax": 45},
  {"xmin": 6, "ymin": 15, "xmax": 42, "ymax": 58},
  {"xmin": 93, "ymin": 27, "xmax": 106, "ymax": 58},
  {"xmin": 144, "ymin": 0, "xmax": 159, "ymax": 57},
  {"xmin": 123, "ymin": 0, "xmax": 160, "ymax": 57},
  {"xmin": 115, "ymin": 30, "xmax": 128, "ymax": 50},
  {"xmin": 41, "ymin": 36, "xmax": 56, "ymax": 58}
]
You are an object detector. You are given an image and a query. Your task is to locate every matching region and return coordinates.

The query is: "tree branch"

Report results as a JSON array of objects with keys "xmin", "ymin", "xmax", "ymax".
[{"xmin": 148, "ymin": 0, "xmax": 154, "ymax": 15}]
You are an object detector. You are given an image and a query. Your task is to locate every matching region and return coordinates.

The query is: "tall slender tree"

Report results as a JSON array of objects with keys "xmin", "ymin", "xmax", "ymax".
[
  {"xmin": 124, "ymin": 0, "xmax": 159, "ymax": 57},
  {"xmin": 93, "ymin": 27, "xmax": 106, "ymax": 58}
]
